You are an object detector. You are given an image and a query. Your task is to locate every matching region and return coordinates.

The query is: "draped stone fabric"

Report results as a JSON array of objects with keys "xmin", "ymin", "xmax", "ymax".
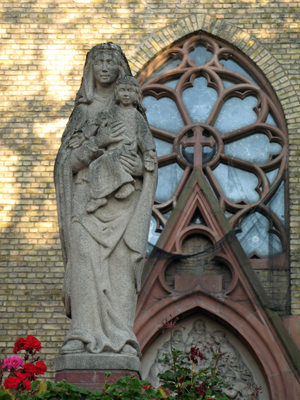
[{"xmin": 54, "ymin": 43, "xmax": 157, "ymax": 356}]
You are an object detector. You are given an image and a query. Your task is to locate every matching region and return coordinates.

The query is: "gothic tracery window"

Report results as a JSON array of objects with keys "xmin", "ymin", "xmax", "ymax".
[{"xmin": 139, "ymin": 33, "xmax": 288, "ymax": 272}]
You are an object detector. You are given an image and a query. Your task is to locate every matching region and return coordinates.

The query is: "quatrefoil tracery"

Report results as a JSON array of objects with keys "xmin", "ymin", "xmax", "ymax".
[{"xmin": 140, "ymin": 33, "xmax": 288, "ymax": 264}]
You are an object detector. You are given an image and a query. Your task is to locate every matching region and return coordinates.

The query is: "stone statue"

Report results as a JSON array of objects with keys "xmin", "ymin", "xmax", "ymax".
[{"xmin": 54, "ymin": 43, "xmax": 157, "ymax": 357}]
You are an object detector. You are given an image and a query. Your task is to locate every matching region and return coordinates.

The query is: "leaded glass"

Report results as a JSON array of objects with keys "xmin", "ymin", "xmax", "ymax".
[
  {"xmin": 155, "ymin": 163, "xmax": 184, "ymax": 203},
  {"xmin": 148, "ymin": 216, "xmax": 160, "ymax": 246},
  {"xmin": 164, "ymin": 79, "xmax": 178, "ymax": 89},
  {"xmin": 223, "ymin": 80, "xmax": 236, "ymax": 89},
  {"xmin": 214, "ymin": 96, "xmax": 258, "ymax": 135},
  {"xmin": 266, "ymin": 169, "xmax": 279, "ymax": 185},
  {"xmin": 143, "ymin": 96, "xmax": 184, "ymax": 135},
  {"xmin": 189, "ymin": 45, "xmax": 213, "ymax": 66},
  {"xmin": 140, "ymin": 33, "xmax": 288, "ymax": 263},
  {"xmin": 267, "ymin": 181, "xmax": 285, "ymax": 226},
  {"xmin": 224, "ymin": 134, "xmax": 282, "ymax": 164},
  {"xmin": 213, "ymin": 164, "xmax": 259, "ymax": 204},
  {"xmin": 236, "ymin": 212, "xmax": 282, "ymax": 257},
  {"xmin": 182, "ymin": 77, "xmax": 218, "ymax": 123},
  {"xmin": 144, "ymin": 58, "xmax": 181, "ymax": 83},
  {"xmin": 266, "ymin": 113, "xmax": 277, "ymax": 126},
  {"xmin": 220, "ymin": 58, "xmax": 256, "ymax": 83},
  {"xmin": 154, "ymin": 138, "xmax": 173, "ymax": 158}
]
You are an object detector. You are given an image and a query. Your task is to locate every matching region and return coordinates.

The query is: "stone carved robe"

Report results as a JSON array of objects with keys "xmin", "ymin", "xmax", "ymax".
[{"xmin": 54, "ymin": 45, "xmax": 157, "ymax": 356}]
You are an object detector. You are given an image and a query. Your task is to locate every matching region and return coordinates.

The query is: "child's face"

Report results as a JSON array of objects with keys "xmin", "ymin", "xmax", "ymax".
[{"xmin": 117, "ymin": 83, "xmax": 136, "ymax": 106}]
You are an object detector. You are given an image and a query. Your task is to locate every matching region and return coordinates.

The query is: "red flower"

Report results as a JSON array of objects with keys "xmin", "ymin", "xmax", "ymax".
[
  {"xmin": 23, "ymin": 335, "xmax": 41, "ymax": 352},
  {"xmin": 13, "ymin": 337, "xmax": 26, "ymax": 354},
  {"xmin": 4, "ymin": 376, "xmax": 20, "ymax": 389},
  {"xmin": 15, "ymin": 370, "xmax": 28, "ymax": 381},
  {"xmin": 22, "ymin": 379, "xmax": 31, "ymax": 392},
  {"xmin": 188, "ymin": 346, "xmax": 204, "ymax": 365},
  {"xmin": 195, "ymin": 382, "xmax": 207, "ymax": 397},
  {"xmin": 35, "ymin": 361, "xmax": 46, "ymax": 375},
  {"xmin": 142, "ymin": 385, "xmax": 152, "ymax": 390},
  {"xmin": 23, "ymin": 363, "xmax": 36, "ymax": 378},
  {"xmin": 4, "ymin": 374, "xmax": 32, "ymax": 393}
]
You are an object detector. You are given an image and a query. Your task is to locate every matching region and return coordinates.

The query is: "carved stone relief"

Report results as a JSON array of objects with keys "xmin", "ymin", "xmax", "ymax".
[{"xmin": 141, "ymin": 316, "xmax": 269, "ymax": 400}]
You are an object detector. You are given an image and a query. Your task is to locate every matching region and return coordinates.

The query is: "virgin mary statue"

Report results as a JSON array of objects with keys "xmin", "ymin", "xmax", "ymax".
[{"xmin": 54, "ymin": 43, "xmax": 157, "ymax": 357}]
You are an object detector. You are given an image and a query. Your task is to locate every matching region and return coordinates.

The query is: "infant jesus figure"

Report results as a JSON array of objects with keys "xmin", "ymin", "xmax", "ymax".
[{"xmin": 73, "ymin": 76, "xmax": 156, "ymax": 213}]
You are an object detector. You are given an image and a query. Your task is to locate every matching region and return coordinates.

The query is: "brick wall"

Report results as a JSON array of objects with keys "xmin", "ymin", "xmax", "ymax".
[{"xmin": 1, "ymin": 0, "xmax": 300, "ymax": 379}]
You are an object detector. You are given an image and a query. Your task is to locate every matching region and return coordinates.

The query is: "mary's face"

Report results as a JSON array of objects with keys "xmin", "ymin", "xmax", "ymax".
[
  {"xmin": 92, "ymin": 52, "xmax": 119, "ymax": 85},
  {"xmin": 194, "ymin": 320, "xmax": 204, "ymax": 331}
]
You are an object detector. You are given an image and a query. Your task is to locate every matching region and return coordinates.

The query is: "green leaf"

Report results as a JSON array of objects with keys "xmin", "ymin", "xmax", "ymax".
[
  {"xmin": 1, "ymin": 395, "xmax": 12, "ymax": 400},
  {"xmin": 31, "ymin": 380, "xmax": 40, "ymax": 391},
  {"xmin": 46, "ymin": 381, "xmax": 57, "ymax": 390}
]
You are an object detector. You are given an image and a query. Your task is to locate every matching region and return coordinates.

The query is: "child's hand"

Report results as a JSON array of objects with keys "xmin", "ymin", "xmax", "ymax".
[
  {"xmin": 68, "ymin": 132, "xmax": 85, "ymax": 149},
  {"xmin": 144, "ymin": 150, "xmax": 156, "ymax": 172}
]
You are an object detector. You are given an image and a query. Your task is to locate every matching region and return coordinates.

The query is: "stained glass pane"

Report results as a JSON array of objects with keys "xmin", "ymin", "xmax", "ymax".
[
  {"xmin": 189, "ymin": 45, "xmax": 213, "ymax": 66},
  {"xmin": 154, "ymin": 138, "xmax": 173, "ymax": 158},
  {"xmin": 164, "ymin": 79, "xmax": 178, "ymax": 89},
  {"xmin": 266, "ymin": 169, "xmax": 279, "ymax": 185},
  {"xmin": 213, "ymin": 163, "xmax": 259, "ymax": 204},
  {"xmin": 265, "ymin": 113, "xmax": 277, "ymax": 126},
  {"xmin": 224, "ymin": 210, "xmax": 234, "ymax": 219},
  {"xmin": 148, "ymin": 216, "xmax": 160, "ymax": 246},
  {"xmin": 182, "ymin": 77, "xmax": 218, "ymax": 123},
  {"xmin": 214, "ymin": 96, "xmax": 258, "ymax": 135},
  {"xmin": 223, "ymin": 80, "xmax": 236, "ymax": 89},
  {"xmin": 267, "ymin": 181, "xmax": 285, "ymax": 225},
  {"xmin": 163, "ymin": 210, "xmax": 172, "ymax": 219},
  {"xmin": 155, "ymin": 163, "xmax": 184, "ymax": 203},
  {"xmin": 220, "ymin": 58, "xmax": 256, "ymax": 83},
  {"xmin": 144, "ymin": 58, "xmax": 181, "ymax": 83},
  {"xmin": 143, "ymin": 96, "xmax": 184, "ymax": 135},
  {"xmin": 224, "ymin": 134, "xmax": 282, "ymax": 164},
  {"xmin": 143, "ymin": 34, "xmax": 287, "ymax": 262},
  {"xmin": 236, "ymin": 212, "xmax": 282, "ymax": 257}
]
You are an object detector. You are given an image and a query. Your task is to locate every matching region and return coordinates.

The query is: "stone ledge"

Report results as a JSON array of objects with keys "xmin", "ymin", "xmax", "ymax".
[{"xmin": 56, "ymin": 353, "xmax": 142, "ymax": 374}]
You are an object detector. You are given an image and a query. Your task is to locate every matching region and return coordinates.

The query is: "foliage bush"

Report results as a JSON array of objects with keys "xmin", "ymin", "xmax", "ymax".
[{"xmin": 0, "ymin": 319, "xmax": 261, "ymax": 400}]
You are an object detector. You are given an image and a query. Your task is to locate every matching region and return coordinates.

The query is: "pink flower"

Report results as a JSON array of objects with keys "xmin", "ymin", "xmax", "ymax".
[{"xmin": 2, "ymin": 355, "xmax": 24, "ymax": 371}]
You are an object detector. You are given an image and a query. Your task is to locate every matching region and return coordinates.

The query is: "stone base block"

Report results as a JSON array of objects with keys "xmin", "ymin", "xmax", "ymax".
[{"xmin": 55, "ymin": 353, "xmax": 141, "ymax": 392}]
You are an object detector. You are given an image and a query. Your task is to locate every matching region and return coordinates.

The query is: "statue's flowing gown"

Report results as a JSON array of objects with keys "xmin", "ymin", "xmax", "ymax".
[{"xmin": 54, "ymin": 100, "xmax": 157, "ymax": 355}]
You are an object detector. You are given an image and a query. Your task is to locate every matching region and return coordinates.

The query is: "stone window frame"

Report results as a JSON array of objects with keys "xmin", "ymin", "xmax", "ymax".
[{"xmin": 137, "ymin": 32, "xmax": 289, "ymax": 272}]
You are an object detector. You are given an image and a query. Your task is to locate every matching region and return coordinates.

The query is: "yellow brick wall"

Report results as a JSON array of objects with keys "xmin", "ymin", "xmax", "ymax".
[{"xmin": 1, "ymin": 0, "xmax": 300, "ymax": 379}]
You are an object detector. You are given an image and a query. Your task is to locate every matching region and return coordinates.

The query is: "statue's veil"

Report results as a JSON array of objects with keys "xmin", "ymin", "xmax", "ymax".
[{"xmin": 75, "ymin": 43, "xmax": 132, "ymax": 106}]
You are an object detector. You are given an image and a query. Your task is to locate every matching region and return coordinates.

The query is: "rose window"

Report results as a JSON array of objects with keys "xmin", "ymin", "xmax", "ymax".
[{"xmin": 140, "ymin": 33, "xmax": 288, "ymax": 268}]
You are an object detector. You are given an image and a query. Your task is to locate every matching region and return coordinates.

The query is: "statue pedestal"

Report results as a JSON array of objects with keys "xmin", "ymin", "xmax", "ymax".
[{"xmin": 55, "ymin": 353, "xmax": 142, "ymax": 392}]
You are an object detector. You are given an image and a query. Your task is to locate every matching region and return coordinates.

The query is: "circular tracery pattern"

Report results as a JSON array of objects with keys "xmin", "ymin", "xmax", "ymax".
[{"xmin": 140, "ymin": 33, "xmax": 287, "ymax": 263}]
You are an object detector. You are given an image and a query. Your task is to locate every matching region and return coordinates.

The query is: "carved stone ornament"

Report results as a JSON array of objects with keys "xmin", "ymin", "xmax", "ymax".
[
  {"xmin": 54, "ymin": 43, "xmax": 158, "ymax": 358},
  {"xmin": 141, "ymin": 316, "xmax": 269, "ymax": 400}
]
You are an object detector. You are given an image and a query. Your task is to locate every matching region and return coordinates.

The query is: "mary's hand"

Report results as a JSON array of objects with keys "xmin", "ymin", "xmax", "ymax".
[
  {"xmin": 120, "ymin": 151, "xmax": 144, "ymax": 177},
  {"xmin": 98, "ymin": 121, "xmax": 126, "ymax": 147}
]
